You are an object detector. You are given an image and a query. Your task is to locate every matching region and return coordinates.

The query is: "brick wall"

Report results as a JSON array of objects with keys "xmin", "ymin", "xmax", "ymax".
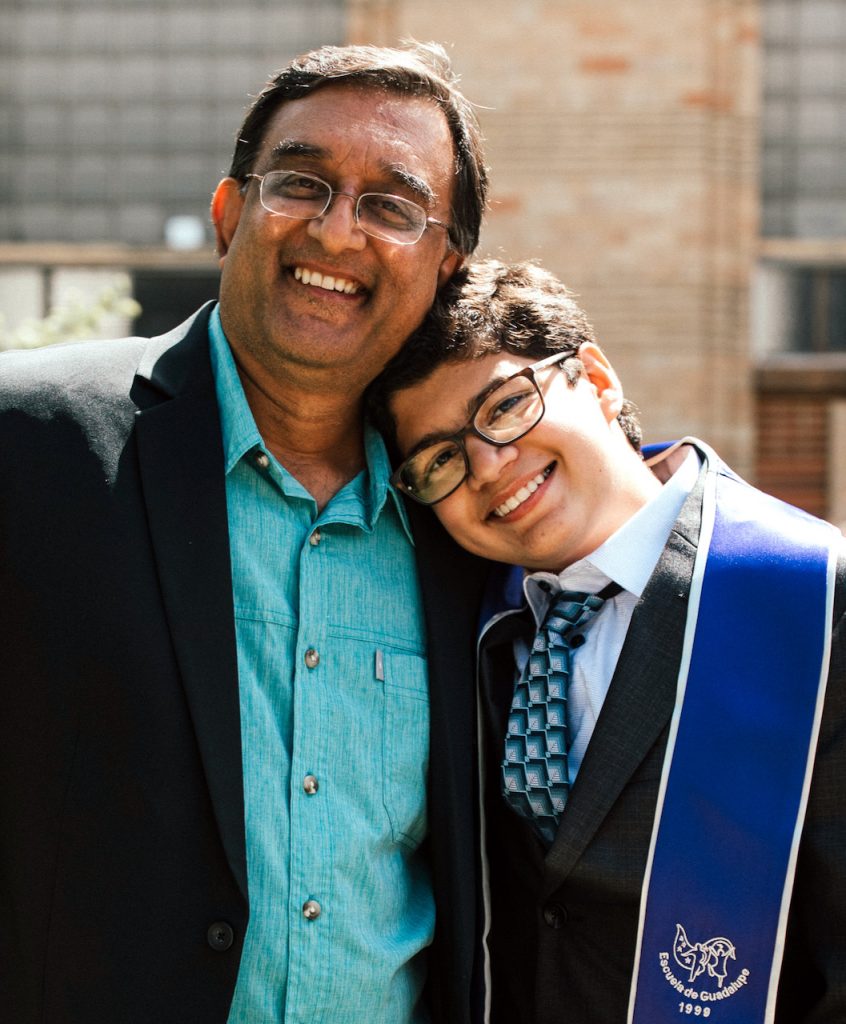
[
  {"xmin": 756, "ymin": 393, "xmax": 828, "ymax": 515},
  {"xmin": 350, "ymin": 0, "xmax": 761, "ymax": 477},
  {"xmin": 755, "ymin": 354, "xmax": 846, "ymax": 521}
]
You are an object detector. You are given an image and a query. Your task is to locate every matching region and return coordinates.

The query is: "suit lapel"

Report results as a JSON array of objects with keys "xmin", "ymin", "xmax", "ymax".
[
  {"xmin": 543, "ymin": 472, "xmax": 706, "ymax": 891},
  {"xmin": 133, "ymin": 306, "xmax": 247, "ymax": 899},
  {"xmin": 407, "ymin": 502, "xmax": 491, "ymax": 1020}
]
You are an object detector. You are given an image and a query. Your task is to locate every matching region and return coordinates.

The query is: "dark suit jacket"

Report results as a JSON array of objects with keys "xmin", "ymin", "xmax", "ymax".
[
  {"xmin": 0, "ymin": 305, "xmax": 489, "ymax": 1023},
  {"xmin": 478, "ymin": 461, "xmax": 846, "ymax": 1024}
]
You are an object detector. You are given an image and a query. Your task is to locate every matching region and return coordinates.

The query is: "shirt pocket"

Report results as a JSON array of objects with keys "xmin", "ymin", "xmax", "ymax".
[{"xmin": 381, "ymin": 650, "xmax": 430, "ymax": 851}]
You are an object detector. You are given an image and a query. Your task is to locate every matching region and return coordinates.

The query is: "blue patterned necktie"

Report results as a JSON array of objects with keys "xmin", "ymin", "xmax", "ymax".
[{"xmin": 501, "ymin": 581, "xmax": 622, "ymax": 844}]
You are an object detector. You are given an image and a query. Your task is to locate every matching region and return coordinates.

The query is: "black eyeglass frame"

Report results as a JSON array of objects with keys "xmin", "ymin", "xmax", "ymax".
[
  {"xmin": 243, "ymin": 170, "xmax": 453, "ymax": 247},
  {"xmin": 391, "ymin": 351, "xmax": 569, "ymax": 506}
]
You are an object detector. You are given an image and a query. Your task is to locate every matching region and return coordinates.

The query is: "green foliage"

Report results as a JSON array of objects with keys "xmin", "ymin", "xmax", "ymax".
[{"xmin": 0, "ymin": 277, "xmax": 141, "ymax": 350}]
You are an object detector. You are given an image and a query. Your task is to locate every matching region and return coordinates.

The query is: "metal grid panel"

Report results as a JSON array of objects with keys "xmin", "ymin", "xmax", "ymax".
[
  {"xmin": 0, "ymin": 0, "xmax": 345, "ymax": 244},
  {"xmin": 762, "ymin": 0, "xmax": 846, "ymax": 237}
]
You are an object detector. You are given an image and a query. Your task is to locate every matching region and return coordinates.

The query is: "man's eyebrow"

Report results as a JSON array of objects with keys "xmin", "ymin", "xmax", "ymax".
[
  {"xmin": 264, "ymin": 144, "xmax": 436, "ymax": 206},
  {"xmin": 405, "ymin": 374, "xmax": 512, "ymax": 457},
  {"xmin": 383, "ymin": 164, "xmax": 435, "ymax": 206},
  {"xmin": 267, "ymin": 140, "xmax": 327, "ymax": 164}
]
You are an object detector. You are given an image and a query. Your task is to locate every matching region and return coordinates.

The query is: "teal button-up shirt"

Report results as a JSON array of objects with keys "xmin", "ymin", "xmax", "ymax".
[{"xmin": 208, "ymin": 309, "xmax": 433, "ymax": 1024}]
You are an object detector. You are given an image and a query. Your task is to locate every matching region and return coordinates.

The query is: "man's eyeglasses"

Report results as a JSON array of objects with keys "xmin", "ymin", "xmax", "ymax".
[
  {"xmin": 244, "ymin": 170, "xmax": 452, "ymax": 247},
  {"xmin": 391, "ymin": 352, "xmax": 568, "ymax": 506}
]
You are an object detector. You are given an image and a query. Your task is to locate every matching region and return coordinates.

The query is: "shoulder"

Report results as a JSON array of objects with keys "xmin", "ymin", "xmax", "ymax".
[
  {"xmin": 0, "ymin": 334, "xmax": 149, "ymax": 417},
  {"xmin": 0, "ymin": 336, "xmax": 155, "ymax": 486},
  {"xmin": 0, "ymin": 303, "xmax": 213, "ymax": 423}
]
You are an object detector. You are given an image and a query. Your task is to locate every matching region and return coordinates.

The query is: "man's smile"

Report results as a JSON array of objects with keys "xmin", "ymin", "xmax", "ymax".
[{"xmin": 292, "ymin": 265, "xmax": 363, "ymax": 295}]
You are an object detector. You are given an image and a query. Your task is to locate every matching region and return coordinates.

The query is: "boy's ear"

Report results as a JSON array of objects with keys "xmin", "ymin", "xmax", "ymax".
[
  {"xmin": 211, "ymin": 178, "xmax": 245, "ymax": 267},
  {"xmin": 579, "ymin": 343, "xmax": 624, "ymax": 422}
]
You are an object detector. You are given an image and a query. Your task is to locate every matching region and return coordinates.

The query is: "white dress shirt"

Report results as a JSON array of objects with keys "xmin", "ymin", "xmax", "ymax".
[{"xmin": 517, "ymin": 448, "xmax": 701, "ymax": 783}]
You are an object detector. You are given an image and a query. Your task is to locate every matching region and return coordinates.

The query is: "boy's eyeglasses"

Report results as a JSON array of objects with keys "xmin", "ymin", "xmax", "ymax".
[{"xmin": 391, "ymin": 352, "xmax": 568, "ymax": 506}]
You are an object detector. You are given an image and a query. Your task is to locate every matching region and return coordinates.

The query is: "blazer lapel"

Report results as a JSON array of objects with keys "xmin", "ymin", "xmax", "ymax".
[
  {"xmin": 543, "ymin": 472, "xmax": 706, "ymax": 891},
  {"xmin": 407, "ymin": 502, "xmax": 491, "ymax": 1020},
  {"xmin": 132, "ymin": 306, "xmax": 247, "ymax": 899}
]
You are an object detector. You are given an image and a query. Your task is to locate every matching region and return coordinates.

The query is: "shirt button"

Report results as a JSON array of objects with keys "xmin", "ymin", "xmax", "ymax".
[
  {"xmin": 303, "ymin": 774, "xmax": 319, "ymax": 795},
  {"xmin": 254, "ymin": 451, "xmax": 270, "ymax": 470},
  {"xmin": 304, "ymin": 648, "xmax": 320, "ymax": 669},
  {"xmin": 303, "ymin": 899, "xmax": 322, "ymax": 920},
  {"xmin": 543, "ymin": 902, "xmax": 568, "ymax": 929},
  {"xmin": 207, "ymin": 921, "xmax": 235, "ymax": 951},
  {"xmin": 309, "ymin": 529, "xmax": 322, "ymax": 547}
]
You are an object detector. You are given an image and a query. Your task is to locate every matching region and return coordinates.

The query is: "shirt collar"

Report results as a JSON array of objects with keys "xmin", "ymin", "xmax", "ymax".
[
  {"xmin": 328, "ymin": 422, "xmax": 414, "ymax": 540},
  {"xmin": 525, "ymin": 446, "xmax": 701, "ymax": 620},
  {"xmin": 363, "ymin": 421, "xmax": 415, "ymax": 540},
  {"xmin": 207, "ymin": 305, "xmax": 413, "ymax": 542},
  {"xmin": 208, "ymin": 304, "xmax": 264, "ymax": 473}
]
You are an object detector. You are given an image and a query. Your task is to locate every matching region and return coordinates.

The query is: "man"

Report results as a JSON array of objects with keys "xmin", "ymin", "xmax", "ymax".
[
  {"xmin": 0, "ymin": 43, "xmax": 491, "ymax": 1023},
  {"xmin": 368, "ymin": 259, "xmax": 846, "ymax": 1023}
]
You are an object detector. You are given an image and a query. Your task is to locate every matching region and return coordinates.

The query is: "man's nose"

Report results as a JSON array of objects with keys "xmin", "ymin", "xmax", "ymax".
[
  {"xmin": 306, "ymin": 192, "xmax": 368, "ymax": 254},
  {"xmin": 464, "ymin": 434, "xmax": 519, "ymax": 491}
]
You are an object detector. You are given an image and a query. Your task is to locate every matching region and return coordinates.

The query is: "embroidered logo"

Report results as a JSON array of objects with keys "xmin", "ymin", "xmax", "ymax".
[
  {"xmin": 658, "ymin": 923, "xmax": 751, "ymax": 1014},
  {"xmin": 673, "ymin": 924, "xmax": 736, "ymax": 988}
]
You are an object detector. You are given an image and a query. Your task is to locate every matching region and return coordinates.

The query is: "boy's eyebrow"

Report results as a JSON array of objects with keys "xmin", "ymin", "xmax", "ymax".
[
  {"xmin": 404, "ymin": 373, "xmax": 513, "ymax": 457},
  {"xmin": 464, "ymin": 374, "xmax": 512, "ymax": 419}
]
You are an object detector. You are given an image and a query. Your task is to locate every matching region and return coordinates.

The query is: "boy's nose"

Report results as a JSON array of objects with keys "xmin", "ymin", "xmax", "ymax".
[{"xmin": 464, "ymin": 435, "xmax": 520, "ymax": 491}]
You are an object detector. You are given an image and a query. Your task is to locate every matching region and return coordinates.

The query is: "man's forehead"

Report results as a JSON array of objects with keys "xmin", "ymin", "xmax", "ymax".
[
  {"xmin": 255, "ymin": 85, "xmax": 456, "ymax": 204},
  {"xmin": 259, "ymin": 82, "xmax": 450, "ymax": 148}
]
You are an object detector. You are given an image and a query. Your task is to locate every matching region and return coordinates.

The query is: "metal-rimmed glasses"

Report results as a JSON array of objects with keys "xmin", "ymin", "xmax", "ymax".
[
  {"xmin": 391, "ymin": 351, "xmax": 568, "ymax": 506},
  {"xmin": 243, "ymin": 170, "xmax": 452, "ymax": 247}
]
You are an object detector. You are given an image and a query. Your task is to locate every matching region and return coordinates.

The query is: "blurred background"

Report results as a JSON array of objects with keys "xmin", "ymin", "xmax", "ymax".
[{"xmin": 1, "ymin": 0, "xmax": 845, "ymax": 522}]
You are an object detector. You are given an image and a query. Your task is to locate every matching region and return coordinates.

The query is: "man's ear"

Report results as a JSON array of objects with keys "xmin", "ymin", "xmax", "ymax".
[
  {"xmin": 437, "ymin": 249, "xmax": 464, "ymax": 289},
  {"xmin": 579, "ymin": 342, "xmax": 624, "ymax": 422},
  {"xmin": 211, "ymin": 178, "xmax": 245, "ymax": 267}
]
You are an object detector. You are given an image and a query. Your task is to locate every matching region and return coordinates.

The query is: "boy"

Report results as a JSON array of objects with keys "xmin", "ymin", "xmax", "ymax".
[{"xmin": 367, "ymin": 259, "xmax": 846, "ymax": 1024}]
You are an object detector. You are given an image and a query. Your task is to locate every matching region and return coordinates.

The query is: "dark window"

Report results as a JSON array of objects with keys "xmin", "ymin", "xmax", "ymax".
[
  {"xmin": 784, "ymin": 266, "xmax": 846, "ymax": 352},
  {"xmin": 132, "ymin": 268, "xmax": 220, "ymax": 337}
]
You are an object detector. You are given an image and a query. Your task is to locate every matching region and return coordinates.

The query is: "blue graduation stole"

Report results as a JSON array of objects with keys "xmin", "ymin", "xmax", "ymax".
[{"xmin": 628, "ymin": 443, "xmax": 839, "ymax": 1023}]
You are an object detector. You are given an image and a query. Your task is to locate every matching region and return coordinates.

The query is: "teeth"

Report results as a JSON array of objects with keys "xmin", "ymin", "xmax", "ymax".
[
  {"xmin": 293, "ymin": 267, "xmax": 360, "ymax": 294},
  {"xmin": 493, "ymin": 469, "xmax": 551, "ymax": 518}
]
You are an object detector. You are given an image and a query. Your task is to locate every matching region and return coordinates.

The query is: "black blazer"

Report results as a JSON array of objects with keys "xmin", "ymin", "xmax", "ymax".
[
  {"xmin": 0, "ymin": 305, "xmax": 488, "ymax": 1024},
  {"xmin": 477, "ymin": 464, "xmax": 846, "ymax": 1023}
]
